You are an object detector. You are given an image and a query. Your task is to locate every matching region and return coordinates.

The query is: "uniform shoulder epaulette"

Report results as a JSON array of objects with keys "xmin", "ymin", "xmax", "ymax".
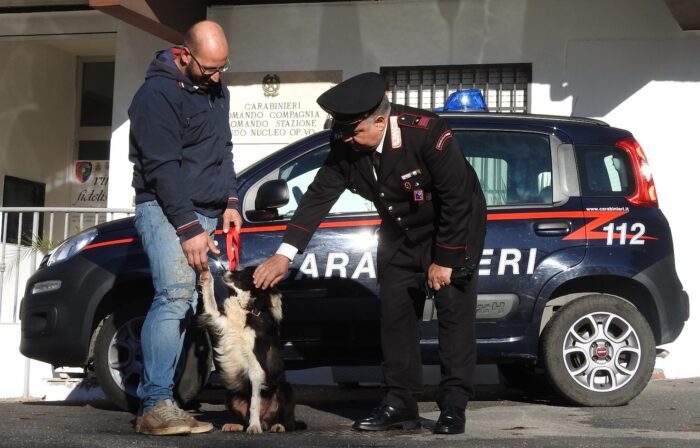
[{"xmin": 398, "ymin": 113, "xmax": 433, "ymax": 130}]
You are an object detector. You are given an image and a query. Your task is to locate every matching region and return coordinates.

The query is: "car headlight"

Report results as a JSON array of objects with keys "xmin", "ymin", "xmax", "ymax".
[{"xmin": 46, "ymin": 228, "xmax": 98, "ymax": 266}]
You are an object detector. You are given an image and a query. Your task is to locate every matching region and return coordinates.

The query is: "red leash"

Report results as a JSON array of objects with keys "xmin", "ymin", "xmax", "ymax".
[{"xmin": 226, "ymin": 229, "xmax": 240, "ymax": 271}]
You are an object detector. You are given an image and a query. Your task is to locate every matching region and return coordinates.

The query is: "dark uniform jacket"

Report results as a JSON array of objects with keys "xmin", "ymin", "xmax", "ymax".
[
  {"xmin": 283, "ymin": 103, "xmax": 486, "ymax": 271},
  {"xmin": 128, "ymin": 48, "xmax": 239, "ymax": 241}
]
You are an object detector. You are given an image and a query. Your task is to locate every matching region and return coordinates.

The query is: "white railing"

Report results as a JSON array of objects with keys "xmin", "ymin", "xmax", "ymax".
[{"xmin": 0, "ymin": 207, "xmax": 134, "ymax": 324}]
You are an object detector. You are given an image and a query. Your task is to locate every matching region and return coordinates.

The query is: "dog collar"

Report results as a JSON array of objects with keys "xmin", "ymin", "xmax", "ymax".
[{"xmin": 235, "ymin": 297, "xmax": 261, "ymax": 317}]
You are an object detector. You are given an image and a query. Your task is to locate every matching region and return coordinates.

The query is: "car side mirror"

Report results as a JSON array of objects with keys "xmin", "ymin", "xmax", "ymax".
[
  {"xmin": 255, "ymin": 179, "xmax": 289, "ymax": 210},
  {"xmin": 246, "ymin": 179, "xmax": 289, "ymax": 222}
]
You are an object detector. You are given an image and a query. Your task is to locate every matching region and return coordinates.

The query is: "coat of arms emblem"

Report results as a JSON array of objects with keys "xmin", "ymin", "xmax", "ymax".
[
  {"xmin": 75, "ymin": 161, "xmax": 93, "ymax": 183},
  {"xmin": 262, "ymin": 74, "xmax": 281, "ymax": 97}
]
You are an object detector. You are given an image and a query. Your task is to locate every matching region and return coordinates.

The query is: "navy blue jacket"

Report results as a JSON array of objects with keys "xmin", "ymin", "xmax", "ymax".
[{"xmin": 129, "ymin": 48, "xmax": 238, "ymax": 241}]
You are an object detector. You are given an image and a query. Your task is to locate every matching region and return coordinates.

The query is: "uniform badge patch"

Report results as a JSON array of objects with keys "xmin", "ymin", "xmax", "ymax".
[
  {"xmin": 436, "ymin": 130, "xmax": 453, "ymax": 151},
  {"xmin": 398, "ymin": 113, "xmax": 432, "ymax": 129},
  {"xmin": 413, "ymin": 189, "xmax": 425, "ymax": 202},
  {"xmin": 390, "ymin": 116, "xmax": 402, "ymax": 149},
  {"xmin": 403, "ymin": 181, "xmax": 412, "ymax": 191},
  {"xmin": 400, "ymin": 169, "xmax": 422, "ymax": 180}
]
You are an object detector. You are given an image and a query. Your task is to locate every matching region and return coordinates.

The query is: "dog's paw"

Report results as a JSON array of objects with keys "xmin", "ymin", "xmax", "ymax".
[
  {"xmin": 221, "ymin": 423, "xmax": 245, "ymax": 432},
  {"xmin": 246, "ymin": 424, "xmax": 263, "ymax": 434},
  {"xmin": 270, "ymin": 423, "xmax": 286, "ymax": 433}
]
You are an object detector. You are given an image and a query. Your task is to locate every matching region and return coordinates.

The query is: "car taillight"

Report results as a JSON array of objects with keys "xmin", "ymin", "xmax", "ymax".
[{"xmin": 615, "ymin": 138, "xmax": 659, "ymax": 208}]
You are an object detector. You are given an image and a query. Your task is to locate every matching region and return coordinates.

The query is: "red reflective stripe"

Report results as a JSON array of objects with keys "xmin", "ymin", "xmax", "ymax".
[
  {"xmin": 235, "ymin": 213, "xmax": 585, "ymax": 234},
  {"xmin": 84, "ymin": 237, "xmax": 137, "ymax": 250},
  {"xmin": 237, "ymin": 213, "xmax": 584, "ymax": 234},
  {"xmin": 81, "ymin": 210, "xmax": 638, "ymax": 251},
  {"xmin": 240, "ymin": 219, "xmax": 382, "ymax": 233},
  {"xmin": 488, "ymin": 211, "xmax": 586, "ymax": 220},
  {"xmin": 564, "ymin": 210, "xmax": 628, "ymax": 241},
  {"xmin": 241, "ymin": 225, "xmax": 287, "ymax": 233}
]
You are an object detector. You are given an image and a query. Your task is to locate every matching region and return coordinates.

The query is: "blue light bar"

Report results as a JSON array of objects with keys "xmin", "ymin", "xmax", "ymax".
[{"xmin": 437, "ymin": 89, "xmax": 488, "ymax": 112}]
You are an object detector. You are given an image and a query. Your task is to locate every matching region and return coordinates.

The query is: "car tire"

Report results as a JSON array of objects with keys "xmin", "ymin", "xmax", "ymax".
[
  {"xmin": 541, "ymin": 294, "xmax": 655, "ymax": 406},
  {"xmin": 93, "ymin": 300, "xmax": 212, "ymax": 413}
]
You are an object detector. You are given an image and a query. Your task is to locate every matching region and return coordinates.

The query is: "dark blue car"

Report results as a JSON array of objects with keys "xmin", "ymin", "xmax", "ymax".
[{"xmin": 20, "ymin": 112, "xmax": 689, "ymax": 410}]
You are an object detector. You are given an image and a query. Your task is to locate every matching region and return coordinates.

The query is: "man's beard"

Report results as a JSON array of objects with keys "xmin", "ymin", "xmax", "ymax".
[{"xmin": 186, "ymin": 63, "xmax": 216, "ymax": 90}]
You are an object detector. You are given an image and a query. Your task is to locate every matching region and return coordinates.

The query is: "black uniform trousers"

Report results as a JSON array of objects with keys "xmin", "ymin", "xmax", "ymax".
[{"xmin": 378, "ymin": 237, "xmax": 478, "ymax": 413}]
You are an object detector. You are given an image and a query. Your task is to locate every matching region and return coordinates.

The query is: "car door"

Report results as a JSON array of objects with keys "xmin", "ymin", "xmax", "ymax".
[
  {"xmin": 419, "ymin": 126, "xmax": 587, "ymax": 361},
  {"xmin": 239, "ymin": 142, "xmax": 383, "ymax": 364}
]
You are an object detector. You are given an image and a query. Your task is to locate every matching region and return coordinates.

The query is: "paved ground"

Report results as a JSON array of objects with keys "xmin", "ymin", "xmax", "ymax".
[{"xmin": 1, "ymin": 378, "xmax": 699, "ymax": 448}]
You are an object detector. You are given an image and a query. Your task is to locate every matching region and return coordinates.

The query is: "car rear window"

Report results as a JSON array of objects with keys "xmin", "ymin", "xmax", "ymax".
[
  {"xmin": 575, "ymin": 145, "xmax": 635, "ymax": 197},
  {"xmin": 455, "ymin": 130, "xmax": 553, "ymax": 206}
]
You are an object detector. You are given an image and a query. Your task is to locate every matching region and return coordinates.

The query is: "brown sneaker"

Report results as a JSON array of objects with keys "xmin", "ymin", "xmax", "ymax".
[
  {"xmin": 173, "ymin": 404, "xmax": 214, "ymax": 434},
  {"xmin": 135, "ymin": 399, "xmax": 191, "ymax": 436}
]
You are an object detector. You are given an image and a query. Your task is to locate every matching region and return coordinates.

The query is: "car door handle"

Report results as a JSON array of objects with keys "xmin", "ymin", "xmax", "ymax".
[{"xmin": 534, "ymin": 220, "xmax": 571, "ymax": 236}]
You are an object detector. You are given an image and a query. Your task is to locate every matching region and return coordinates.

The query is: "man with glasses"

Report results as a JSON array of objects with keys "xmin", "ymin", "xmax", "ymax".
[
  {"xmin": 128, "ymin": 20, "xmax": 241, "ymax": 436},
  {"xmin": 254, "ymin": 73, "xmax": 487, "ymax": 435}
]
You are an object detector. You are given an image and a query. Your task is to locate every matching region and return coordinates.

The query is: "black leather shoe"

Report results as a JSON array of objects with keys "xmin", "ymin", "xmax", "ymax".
[
  {"xmin": 352, "ymin": 405, "xmax": 421, "ymax": 431},
  {"xmin": 433, "ymin": 405, "xmax": 465, "ymax": 434}
]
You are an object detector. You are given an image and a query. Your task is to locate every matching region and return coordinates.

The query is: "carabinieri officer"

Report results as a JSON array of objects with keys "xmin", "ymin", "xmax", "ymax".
[{"xmin": 253, "ymin": 72, "xmax": 487, "ymax": 434}]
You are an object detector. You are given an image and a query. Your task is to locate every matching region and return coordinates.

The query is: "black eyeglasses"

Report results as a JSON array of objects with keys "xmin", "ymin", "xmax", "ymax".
[{"xmin": 185, "ymin": 47, "xmax": 231, "ymax": 76}]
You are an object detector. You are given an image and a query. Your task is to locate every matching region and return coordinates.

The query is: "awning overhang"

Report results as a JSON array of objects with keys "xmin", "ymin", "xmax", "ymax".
[
  {"xmin": 665, "ymin": 0, "xmax": 700, "ymax": 30},
  {"xmin": 89, "ymin": 0, "xmax": 206, "ymax": 44},
  {"xmin": 80, "ymin": 0, "xmax": 700, "ymax": 41}
]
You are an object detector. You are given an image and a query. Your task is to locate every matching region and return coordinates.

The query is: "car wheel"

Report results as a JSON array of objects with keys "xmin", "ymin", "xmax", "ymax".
[
  {"xmin": 541, "ymin": 294, "xmax": 655, "ymax": 406},
  {"xmin": 92, "ymin": 300, "xmax": 212, "ymax": 413}
]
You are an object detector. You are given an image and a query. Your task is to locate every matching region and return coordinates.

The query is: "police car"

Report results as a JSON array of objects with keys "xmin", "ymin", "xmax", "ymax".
[{"xmin": 20, "ymin": 91, "xmax": 689, "ymax": 411}]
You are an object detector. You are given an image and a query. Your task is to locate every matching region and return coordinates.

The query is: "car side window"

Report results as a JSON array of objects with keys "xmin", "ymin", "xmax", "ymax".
[
  {"xmin": 575, "ymin": 145, "xmax": 635, "ymax": 196},
  {"xmin": 276, "ymin": 145, "xmax": 376, "ymax": 218},
  {"xmin": 456, "ymin": 130, "xmax": 553, "ymax": 206}
]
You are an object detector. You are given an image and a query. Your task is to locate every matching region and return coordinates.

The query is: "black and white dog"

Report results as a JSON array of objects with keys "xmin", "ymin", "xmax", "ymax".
[{"xmin": 199, "ymin": 266, "xmax": 298, "ymax": 433}]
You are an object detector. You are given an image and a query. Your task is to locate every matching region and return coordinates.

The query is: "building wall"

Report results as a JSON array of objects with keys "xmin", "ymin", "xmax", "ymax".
[
  {"xmin": 0, "ymin": 40, "xmax": 76, "ymax": 209},
  {"xmin": 0, "ymin": 10, "xmax": 117, "ymax": 210},
  {"xmin": 105, "ymin": 0, "xmax": 700, "ymax": 378}
]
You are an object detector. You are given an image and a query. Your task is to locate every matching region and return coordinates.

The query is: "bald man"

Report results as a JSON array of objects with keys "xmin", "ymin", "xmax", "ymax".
[{"xmin": 128, "ymin": 20, "xmax": 241, "ymax": 436}]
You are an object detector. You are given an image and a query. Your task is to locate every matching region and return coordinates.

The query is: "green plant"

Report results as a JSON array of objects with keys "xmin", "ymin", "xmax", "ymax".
[
  {"xmin": 2, "ymin": 233, "xmax": 61, "ymax": 278},
  {"xmin": 21, "ymin": 232, "xmax": 62, "ymax": 255}
]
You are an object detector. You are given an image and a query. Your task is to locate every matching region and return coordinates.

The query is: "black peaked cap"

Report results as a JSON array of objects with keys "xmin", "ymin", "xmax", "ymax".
[{"xmin": 317, "ymin": 72, "xmax": 387, "ymax": 124}]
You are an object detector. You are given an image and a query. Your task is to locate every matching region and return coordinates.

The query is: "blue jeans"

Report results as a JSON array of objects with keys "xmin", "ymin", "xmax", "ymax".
[{"xmin": 134, "ymin": 200, "xmax": 217, "ymax": 412}]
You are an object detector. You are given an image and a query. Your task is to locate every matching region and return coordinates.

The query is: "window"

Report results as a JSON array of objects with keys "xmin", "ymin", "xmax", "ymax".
[
  {"xmin": 381, "ymin": 64, "xmax": 531, "ymax": 113},
  {"xmin": 575, "ymin": 146, "xmax": 634, "ymax": 196},
  {"xmin": 276, "ymin": 145, "xmax": 375, "ymax": 218},
  {"xmin": 79, "ymin": 61, "xmax": 114, "ymax": 128},
  {"xmin": 76, "ymin": 60, "xmax": 114, "ymax": 160},
  {"xmin": 455, "ymin": 131, "xmax": 552, "ymax": 206},
  {"xmin": 2, "ymin": 176, "xmax": 45, "ymax": 245}
]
